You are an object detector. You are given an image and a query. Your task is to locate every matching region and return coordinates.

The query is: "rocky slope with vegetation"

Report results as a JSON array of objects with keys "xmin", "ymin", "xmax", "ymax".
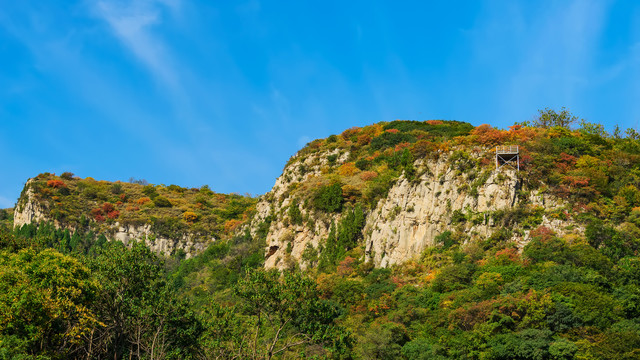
[
  {"xmin": 3, "ymin": 109, "xmax": 640, "ymax": 359},
  {"xmin": 253, "ymin": 118, "xmax": 592, "ymax": 271},
  {"xmin": 12, "ymin": 173, "xmax": 256, "ymax": 258}
]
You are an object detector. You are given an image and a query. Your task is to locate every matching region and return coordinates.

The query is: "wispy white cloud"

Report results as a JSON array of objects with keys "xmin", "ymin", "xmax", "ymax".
[{"xmin": 93, "ymin": 0, "xmax": 183, "ymax": 97}]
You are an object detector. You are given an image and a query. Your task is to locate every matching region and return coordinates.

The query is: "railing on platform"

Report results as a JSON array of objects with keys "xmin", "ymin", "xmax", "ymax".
[
  {"xmin": 496, "ymin": 145, "xmax": 519, "ymax": 154},
  {"xmin": 496, "ymin": 145, "xmax": 520, "ymax": 171}
]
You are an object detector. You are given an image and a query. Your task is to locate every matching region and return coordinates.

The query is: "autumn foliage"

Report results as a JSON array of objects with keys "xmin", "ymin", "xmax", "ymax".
[
  {"xmin": 183, "ymin": 211, "xmax": 198, "ymax": 223},
  {"xmin": 47, "ymin": 179, "xmax": 66, "ymax": 188}
]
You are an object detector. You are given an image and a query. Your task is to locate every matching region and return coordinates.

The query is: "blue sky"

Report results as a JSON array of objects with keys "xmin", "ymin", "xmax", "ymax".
[{"xmin": 1, "ymin": 0, "xmax": 639, "ymax": 208}]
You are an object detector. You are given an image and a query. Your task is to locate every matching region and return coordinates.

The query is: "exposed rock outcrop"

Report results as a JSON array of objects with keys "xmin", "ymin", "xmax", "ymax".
[
  {"xmin": 253, "ymin": 149, "xmax": 582, "ymax": 269},
  {"xmin": 13, "ymin": 179, "xmax": 211, "ymax": 258},
  {"xmin": 14, "ymin": 180, "xmax": 50, "ymax": 228}
]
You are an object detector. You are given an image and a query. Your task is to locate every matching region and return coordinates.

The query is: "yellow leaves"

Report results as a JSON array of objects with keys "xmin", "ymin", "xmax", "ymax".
[
  {"xmin": 183, "ymin": 211, "xmax": 198, "ymax": 223},
  {"xmin": 0, "ymin": 248, "xmax": 101, "ymax": 350},
  {"xmin": 519, "ymin": 289, "xmax": 553, "ymax": 328}
]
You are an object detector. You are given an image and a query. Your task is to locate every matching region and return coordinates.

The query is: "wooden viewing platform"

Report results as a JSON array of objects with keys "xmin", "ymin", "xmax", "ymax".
[{"xmin": 496, "ymin": 145, "xmax": 519, "ymax": 171}]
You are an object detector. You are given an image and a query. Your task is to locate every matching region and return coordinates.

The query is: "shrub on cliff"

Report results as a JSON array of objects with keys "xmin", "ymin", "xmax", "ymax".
[{"xmin": 313, "ymin": 183, "xmax": 343, "ymax": 213}]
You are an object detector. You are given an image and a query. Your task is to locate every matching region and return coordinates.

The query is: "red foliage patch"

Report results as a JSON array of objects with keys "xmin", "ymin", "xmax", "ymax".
[
  {"xmin": 556, "ymin": 153, "xmax": 577, "ymax": 172},
  {"xmin": 530, "ymin": 226, "xmax": 555, "ymax": 242},
  {"xmin": 385, "ymin": 128, "xmax": 400, "ymax": 134},
  {"xmin": 107, "ymin": 210, "xmax": 120, "ymax": 219},
  {"xmin": 563, "ymin": 176, "xmax": 590, "ymax": 187},
  {"xmin": 102, "ymin": 203, "xmax": 115, "ymax": 213},
  {"xmin": 479, "ymin": 157, "xmax": 492, "ymax": 166},
  {"xmin": 495, "ymin": 247, "xmax": 520, "ymax": 263},
  {"xmin": 449, "ymin": 299, "xmax": 496, "ymax": 331}
]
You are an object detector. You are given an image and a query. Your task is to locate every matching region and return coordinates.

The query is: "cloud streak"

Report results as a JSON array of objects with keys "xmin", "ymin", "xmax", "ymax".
[{"xmin": 93, "ymin": 0, "xmax": 186, "ymax": 103}]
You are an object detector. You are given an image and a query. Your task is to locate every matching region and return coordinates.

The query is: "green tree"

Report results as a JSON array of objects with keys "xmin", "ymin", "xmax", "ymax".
[
  {"xmin": 233, "ymin": 269, "xmax": 351, "ymax": 359},
  {"xmin": 313, "ymin": 183, "xmax": 343, "ymax": 213},
  {"xmin": 0, "ymin": 248, "xmax": 100, "ymax": 359},
  {"xmin": 86, "ymin": 241, "xmax": 201, "ymax": 359},
  {"xmin": 532, "ymin": 107, "xmax": 578, "ymax": 129}
]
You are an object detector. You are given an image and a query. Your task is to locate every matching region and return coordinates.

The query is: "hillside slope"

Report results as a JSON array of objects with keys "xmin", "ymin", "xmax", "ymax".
[
  {"xmin": 6, "ymin": 116, "xmax": 640, "ymax": 359},
  {"xmin": 13, "ymin": 174, "xmax": 256, "ymax": 258},
  {"xmin": 252, "ymin": 119, "xmax": 640, "ymax": 270}
]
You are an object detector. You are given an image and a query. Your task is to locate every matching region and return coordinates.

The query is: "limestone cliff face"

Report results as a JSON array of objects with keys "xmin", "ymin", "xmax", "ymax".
[
  {"xmin": 363, "ymin": 158, "xmax": 577, "ymax": 267},
  {"xmin": 250, "ymin": 148, "xmax": 351, "ymax": 269},
  {"xmin": 13, "ymin": 179, "xmax": 210, "ymax": 258},
  {"xmin": 253, "ymin": 148, "xmax": 582, "ymax": 269},
  {"xmin": 14, "ymin": 180, "xmax": 50, "ymax": 228},
  {"xmin": 110, "ymin": 223, "xmax": 209, "ymax": 257}
]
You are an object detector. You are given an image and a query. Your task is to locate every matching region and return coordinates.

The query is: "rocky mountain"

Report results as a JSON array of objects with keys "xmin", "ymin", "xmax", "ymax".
[
  {"xmin": 13, "ymin": 174, "xmax": 256, "ymax": 258},
  {"xmin": 250, "ymin": 120, "xmax": 587, "ymax": 270},
  {"xmin": 7, "ymin": 116, "xmax": 640, "ymax": 359},
  {"xmin": 12, "ymin": 118, "xmax": 640, "ymax": 271}
]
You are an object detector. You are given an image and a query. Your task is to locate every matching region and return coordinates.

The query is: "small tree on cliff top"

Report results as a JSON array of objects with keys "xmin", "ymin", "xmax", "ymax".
[{"xmin": 531, "ymin": 107, "xmax": 579, "ymax": 129}]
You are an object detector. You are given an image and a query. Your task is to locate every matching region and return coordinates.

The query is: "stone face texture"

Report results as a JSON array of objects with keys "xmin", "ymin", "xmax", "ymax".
[{"xmin": 253, "ymin": 150, "xmax": 581, "ymax": 269}]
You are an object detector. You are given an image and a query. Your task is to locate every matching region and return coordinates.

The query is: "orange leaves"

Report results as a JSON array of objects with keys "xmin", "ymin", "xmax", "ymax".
[
  {"xmin": 215, "ymin": 194, "xmax": 227, "ymax": 203},
  {"xmin": 530, "ymin": 226, "xmax": 555, "ymax": 242},
  {"xmin": 47, "ymin": 179, "xmax": 66, "ymax": 188},
  {"xmin": 426, "ymin": 120, "xmax": 443, "ymax": 125},
  {"xmin": 341, "ymin": 185, "xmax": 361, "ymax": 203},
  {"xmin": 385, "ymin": 128, "xmax": 400, "ymax": 134},
  {"xmin": 356, "ymin": 133, "xmax": 372, "ymax": 146},
  {"xmin": 556, "ymin": 152, "xmax": 577, "ymax": 172},
  {"xmin": 471, "ymin": 124, "xmax": 508, "ymax": 145},
  {"xmin": 136, "ymin": 197, "xmax": 151, "ymax": 205},
  {"xmin": 368, "ymin": 293, "xmax": 394, "ymax": 316},
  {"xmin": 394, "ymin": 142, "xmax": 411, "ymax": 152},
  {"xmin": 91, "ymin": 208, "xmax": 105, "ymax": 222},
  {"xmin": 107, "ymin": 210, "xmax": 120, "ymax": 219},
  {"xmin": 337, "ymin": 162, "xmax": 358, "ymax": 176},
  {"xmin": 563, "ymin": 176, "xmax": 590, "ymax": 187},
  {"xmin": 341, "ymin": 126, "xmax": 361, "ymax": 140},
  {"xmin": 337, "ymin": 256, "xmax": 356, "ymax": 276},
  {"xmin": 224, "ymin": 219, "xmax": 242, "ymax": 232}
]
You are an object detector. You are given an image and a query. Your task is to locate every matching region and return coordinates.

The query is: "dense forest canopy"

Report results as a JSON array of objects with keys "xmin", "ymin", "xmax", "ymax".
[{"xmin": 2, "ymin": 112, "xmax": 640, "ymax": 359}]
